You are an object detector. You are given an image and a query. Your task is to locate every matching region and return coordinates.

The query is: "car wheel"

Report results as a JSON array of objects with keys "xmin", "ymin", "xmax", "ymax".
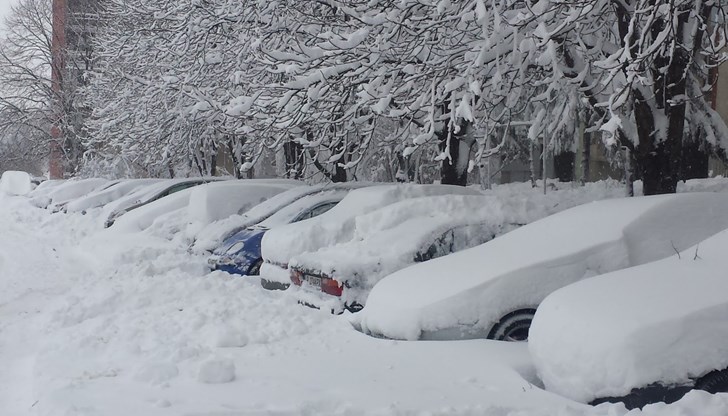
[
  {"xmin": 695, "ymin": 368, "xmax": 728, "ymax": 394},
  {"xmin": 487, "ymin": 308, "xmax": 537, "ymax": 341},
  {"xmin": 249, "ymin": 259, "xmax": 263, "ymax": 276}
]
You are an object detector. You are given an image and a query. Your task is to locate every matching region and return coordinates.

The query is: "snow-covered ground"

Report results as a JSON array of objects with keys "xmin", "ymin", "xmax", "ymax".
[{"xmin": 2, "ymin": 181, "xmax": 728, "ymax": 416}]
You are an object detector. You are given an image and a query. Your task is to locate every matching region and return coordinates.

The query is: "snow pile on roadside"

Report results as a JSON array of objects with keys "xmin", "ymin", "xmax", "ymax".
[
  {"xmin": 529, "ymin": 229, "xmax": 728, "ymax": 403},
  {"xmin": 0, "ymin": 170, "xmax": 33, "ymax": 195}
]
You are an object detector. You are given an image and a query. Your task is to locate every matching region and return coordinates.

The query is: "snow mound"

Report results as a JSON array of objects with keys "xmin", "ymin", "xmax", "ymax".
[
  {"xmin": 529, "ymin": 228, "xmax": 728, "ymax": 403},
  {"xmin": 358, "ymin": 192, "xmax": 728, "ymax": 340},
  {"xmin": 134, "ymin": 362, "xmax": 179, "ymax": 385},
  {"xmin": 198, "ymin": 357, "xmax": 236, "ymax": 384},
  {"xmin": 0, "ymin": 171, "xmax": 33, "ymax": 195}
]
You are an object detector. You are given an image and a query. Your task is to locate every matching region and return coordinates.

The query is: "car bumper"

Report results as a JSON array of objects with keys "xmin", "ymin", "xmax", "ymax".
[{"xmin": 208, "ymin": 255, "xmax": 257, "ymax": 276}]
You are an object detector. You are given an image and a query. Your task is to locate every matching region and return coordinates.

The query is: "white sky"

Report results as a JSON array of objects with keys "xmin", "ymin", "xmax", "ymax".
[{"xmin": 0, "ymin": 0, "xmax": 19, "ymax": 28}]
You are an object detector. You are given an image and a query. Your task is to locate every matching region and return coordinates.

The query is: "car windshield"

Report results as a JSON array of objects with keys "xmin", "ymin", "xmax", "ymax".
[{"xmin": 254, "ymin": 191, "xmax": 346, "ymax": 229}]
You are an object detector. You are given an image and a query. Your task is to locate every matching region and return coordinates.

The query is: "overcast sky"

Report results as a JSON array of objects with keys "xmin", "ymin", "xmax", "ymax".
[{"xmin": 0, "ymin": 0, "xmax": 18, "ymax": 28}]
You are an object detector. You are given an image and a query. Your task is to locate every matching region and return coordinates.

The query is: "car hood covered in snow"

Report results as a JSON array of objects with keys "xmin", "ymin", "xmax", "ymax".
[{"xmin": 357, "ymin": 192, "xmax": 728, "ymax": 341}]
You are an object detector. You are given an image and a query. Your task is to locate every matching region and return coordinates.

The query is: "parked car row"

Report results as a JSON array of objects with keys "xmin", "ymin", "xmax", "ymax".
[{"xmin": 4, "ymin": 169, "xmax": 728, "ymax": 409}]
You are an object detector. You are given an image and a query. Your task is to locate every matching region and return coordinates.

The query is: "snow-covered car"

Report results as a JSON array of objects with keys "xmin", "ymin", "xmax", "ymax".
[
  {"xmin": 103, "ymin": 177, "xmax": 224, "ymax": 227},
  {"xmin": 110, "ymin": 179, "xmax": 304, "ymax": 235},
  {"xmin": 357, "ymin": 192, "xmax": 728, "ymax": 341},
  {"xmin": 39, "ymin": 178, "xmax": 110, "ymax": 211},
  {"xmin": 65, "ymin": 178, "xmax": 164, "ymax": 214},
  {"xmin": 288, "ymin": 194, "xmax": 519, "ymax": 313},
  {"xmin": 208, "ymin": 188, "xmax": 352, "ymax": 277},
  {"xmin": 529, "ymin": 228, "xmax": 728, "ymax": 409},
  {"xmin": 259, "ymin": 184, "xmax": 482, "ymax": 289}
]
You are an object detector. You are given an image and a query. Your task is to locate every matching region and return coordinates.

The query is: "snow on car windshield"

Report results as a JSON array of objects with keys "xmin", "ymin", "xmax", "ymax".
[{"xmin": 255, "ymin": 190, "xmax": 347, "ymax": 229}]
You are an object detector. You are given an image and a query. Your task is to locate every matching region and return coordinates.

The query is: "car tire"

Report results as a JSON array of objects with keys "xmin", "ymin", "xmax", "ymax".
[
  {"xmin": 487, "ymin": 308, "xmax": 537, "ymax": 341},
  {"xmin": 695, "ymin": 368, "xmax": 728, "ymax": 394}
]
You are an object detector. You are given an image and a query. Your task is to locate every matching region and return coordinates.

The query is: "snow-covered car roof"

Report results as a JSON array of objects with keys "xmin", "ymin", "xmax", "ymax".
[
  {"xmin": 261, "ymin": 184, "xmax": 482, "ymax": 266},
  {"xmin": 191, "ymin": 182, "xmax": 373, "ymax": 252},
  {"xmin": 66, "ymin": 179, "xmax": 165, "ymax": 213},
  {"xmin": 357, "ymin": 192, "xmax": 728, "ymax": 341},
  {"xmin": 529, "ymin": 228, "xmax": 728, "ymax": 404}
]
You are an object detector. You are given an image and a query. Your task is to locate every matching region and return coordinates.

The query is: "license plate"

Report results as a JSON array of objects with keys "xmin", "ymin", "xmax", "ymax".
[{"xmin": 306, "ymin": 275, "xmax": 321, "ymax": 289}]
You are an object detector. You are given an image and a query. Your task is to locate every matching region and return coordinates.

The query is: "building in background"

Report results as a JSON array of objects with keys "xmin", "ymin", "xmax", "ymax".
[{"xmin": 50, "ymin": 0, "xmax": 97, "ymax": 178}]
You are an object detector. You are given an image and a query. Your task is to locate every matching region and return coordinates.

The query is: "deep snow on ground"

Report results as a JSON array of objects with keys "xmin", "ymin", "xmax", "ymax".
[{"xmin": 2, "ymin": 182, "xmax": 728, "ymax": 416}]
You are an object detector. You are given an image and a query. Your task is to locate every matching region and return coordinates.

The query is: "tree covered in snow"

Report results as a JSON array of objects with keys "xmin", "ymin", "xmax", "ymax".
[
  {"xmin": 489, "ymin": 0, "xmax": 728, "ymax": 194},
  {"xmin": 0, "ymin": 0, "xmax": 54, "ymax": 174},
  {"xmin": 80, "ymin": 0, "xmax": 728, "ymax": 191}
]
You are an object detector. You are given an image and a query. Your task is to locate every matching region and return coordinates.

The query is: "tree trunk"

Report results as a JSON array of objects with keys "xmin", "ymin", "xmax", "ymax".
[
  {"xmin": 681, "ymin": 131, "xmax": 709, "ymax": 180},
  {"xmin": 283, "ymin": 140, "xmax": 304, "ymax": 179},
  {"xmin": 614, "ymin": 2, "xmax": 688, "ymax": 196},
  {"xmin": 554, "ymin": 151, "xmax": 575, "ymax": 182},
  {"xmin": 437, "ymin": 120, "xmax": 472, "ymax": 186}
]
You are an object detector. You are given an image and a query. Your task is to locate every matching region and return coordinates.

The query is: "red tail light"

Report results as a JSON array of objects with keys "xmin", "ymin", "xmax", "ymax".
[
  {"xmin": 321, "ymin": 277, "xmax": 343, "ymax": 297},
  {"xmin": 290, "ymin": 269, "xmax": 303, "ymax": 286}
]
